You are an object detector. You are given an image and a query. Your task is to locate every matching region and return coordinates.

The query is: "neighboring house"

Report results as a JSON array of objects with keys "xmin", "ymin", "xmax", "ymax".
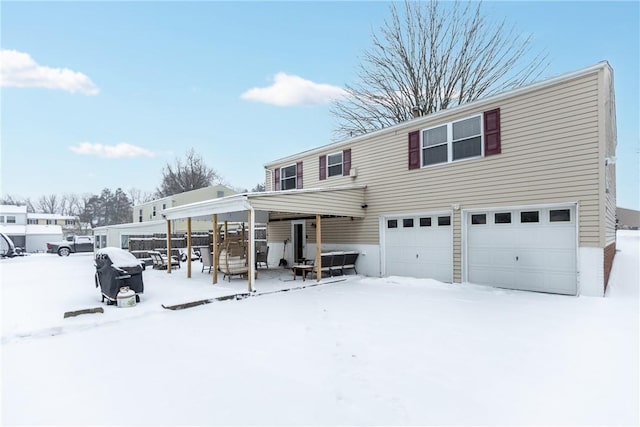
[
  {"xmin": 617, "ymin": 207, "xmax": 640, "ymax": 230},
  {"xmin": 27, "ymin": 212, "xmax": 86, "ymax": 238},
  {"xmin": 95, "ymin": 185, "xmax": 238, "ymax": 249},
  {"xmin": 160, "ymin": 62, "xmax": 616, "ymax": 297},
  {"xmin": 0, "ymin": 205, "xmax": 63, "ymax": 252},
  {"xmin": 133, "ymin": 185, "xmax": 237, "ymax": 223}
]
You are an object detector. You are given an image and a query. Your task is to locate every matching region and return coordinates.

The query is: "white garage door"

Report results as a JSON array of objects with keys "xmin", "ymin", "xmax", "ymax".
[
  {"xmin": 466, "ymin": 206, "xmax": 577, "ymax": 295},
  {"xmin": 384, "ymin": 213, "xmax": 452, "ymax": 282}
]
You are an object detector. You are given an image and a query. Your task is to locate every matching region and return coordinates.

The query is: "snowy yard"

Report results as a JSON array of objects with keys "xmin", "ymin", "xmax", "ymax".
[{"xmin": 2, "ymin": 231, "xmax": 638, "ymax": 425}]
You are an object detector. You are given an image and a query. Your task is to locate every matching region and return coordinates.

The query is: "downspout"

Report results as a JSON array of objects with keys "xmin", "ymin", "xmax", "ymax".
[{"xmin": 247, "ymin": 201, "xmax": 256, "ymax": 293}]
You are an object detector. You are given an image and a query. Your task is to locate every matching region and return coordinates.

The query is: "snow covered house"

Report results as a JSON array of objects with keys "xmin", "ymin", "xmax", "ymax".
[
  {"xmin": 161, "ymin": 62, "xmax": 616, "ymax": 297},
  {"xmin": 0, "ymin": 205, "xmax": 64, "ymax": 252}
]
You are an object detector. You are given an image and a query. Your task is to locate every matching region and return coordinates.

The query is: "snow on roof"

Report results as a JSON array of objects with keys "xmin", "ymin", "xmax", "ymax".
[
  {"xmin": 0, "ymin": 205, "xmax": 28, "ymax": 214},
  {"xmin": 0, "ymin": 224, "xmax": 27, "ymax": 234},
  {"xmin": 96, "ymin": 247, "xmax": 142, "ymax": 268},
  {"xmin": 26, "ymin": 225, "xmax": 63, "ymax": 235},
  {"xmin": 28, "ymin": 213, "xmax": 76, "ymax": 220}
]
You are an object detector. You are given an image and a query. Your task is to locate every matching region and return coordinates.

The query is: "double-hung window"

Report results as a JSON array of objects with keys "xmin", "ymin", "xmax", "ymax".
[
  {"xmin": 280, "ymin": 165, "xmax": 297, "ymax": 190},
  {"xmin": 422, "ymin": 115, "xmax": 482, "ymax": 166},
  {"xmin": 327, "ymin": 152, "xmax": 343, "ymax": 177}
]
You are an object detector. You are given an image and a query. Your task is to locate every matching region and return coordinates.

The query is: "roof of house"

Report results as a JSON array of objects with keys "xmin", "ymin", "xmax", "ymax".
[
  {"xmin": 0, "ymin": 224, "xmax": 26, "ymax": 235},
  {"xmin": 26, "ymin": 225, "xmax": 63, "ymax": 235},
  {"xmin": 0, "ymin": 205, "xmax": 28, "ymax": 214},
  {"xmin": 28, "ymin": 213, "xmax": 76, "ymax": 220},
  {"xmin": 162, "ymin": 185, "xmax": 368, "ymax": 221}
]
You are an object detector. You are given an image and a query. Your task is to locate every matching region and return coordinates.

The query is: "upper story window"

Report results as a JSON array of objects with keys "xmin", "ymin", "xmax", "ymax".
[
  {"xmin": 153, "ymin": 206, "xmax": 157, "ymax": 217},
  {"xmin": 409, "ymin": 108, "xmax": 500, "ymax": 171},
  {"xmin": 0, "ymin": 216, "xmax": 5, "ymax": 223},
  {"xmin": 217, "ymin": 191, "xmax": 224, "ymax": 198},
  {"xmin": 46, "ymin": 219, "xmax": 53, "ymax": 225},
  {"xmin": 280, "ymin": 165, "xmax": 297, "ymax": 190},
  {"xmin": 319, "ymin": 149, "xmax": 351, "ymax": 180},
  {"xmin": 65, "ymin": 219, "xmax": 75, "ymax": 225},
  {"xmin": 162, "ymin": 203, "xmax": 167, "ymax": 210},
  {"xmin": 274, "ymin": 161, "xmax": 303, "ymax": 191},
  {"xmin": 327, "ymin": 152, "xmax": 343, "ymax": 177},
  {"xmin": 28, "ymin": 219, "xmax": 38, "ymax": 225},
  {"xmin": 7, "ymin": 216, "xmax": 17, "ymax": 224},
  {"xmin": 423, "ymin": 115, "xmax": 482, "ymax": 167}
]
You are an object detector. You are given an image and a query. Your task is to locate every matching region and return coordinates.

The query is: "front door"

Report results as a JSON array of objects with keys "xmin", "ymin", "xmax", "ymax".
[{"xmin": 291, "ymin": 220, "xmax": 306, "ymax": 263}]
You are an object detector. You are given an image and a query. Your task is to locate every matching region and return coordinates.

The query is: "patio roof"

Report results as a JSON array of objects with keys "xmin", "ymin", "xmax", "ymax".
[{"xmin": 162, "ymin": 185, "xmax": 368, "ymax": 221}]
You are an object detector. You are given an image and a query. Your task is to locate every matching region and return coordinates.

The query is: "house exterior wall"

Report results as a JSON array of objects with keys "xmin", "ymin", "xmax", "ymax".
[
  {"xmin": 264, "ymin": 63, "xmax": 615, "ymax": 293},
  {"xmin": 133, "ymin": 185, "xmax": 237, "ymax": 223}
]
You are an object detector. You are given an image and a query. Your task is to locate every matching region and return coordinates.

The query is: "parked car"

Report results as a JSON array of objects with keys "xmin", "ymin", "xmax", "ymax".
[
  {"xmin": 0, "ymin": 232, "xmax": 24, "ymax": 258},
  {"xmin": 47, "ymin": 235, "xmax": 94, "ymax": 256}
]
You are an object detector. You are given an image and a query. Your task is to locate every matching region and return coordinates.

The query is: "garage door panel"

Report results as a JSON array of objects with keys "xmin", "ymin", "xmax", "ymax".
[
  {"xmin": 537, "ymin": 228, "xmax": 575, "ymax": 249},
  {"xmin": 544, "ymin": 250, "xmax": 576, "ymax": 271},
  {"xmin": 466, "ymin": 206, "xmax": 577, "ymax": 295},
  {"xmin": 385, "ymin": 215, "xmax": 452, "ymax": 283},
  {"xmin": 471, "ymin": 228, "xmax": 515, "ymax": 246}
]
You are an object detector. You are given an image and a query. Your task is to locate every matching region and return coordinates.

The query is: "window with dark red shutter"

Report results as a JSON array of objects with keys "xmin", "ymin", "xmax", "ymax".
[
  {"xmin": 484, "ymin": 108, "xmax": 501, "ymax": 156},
  {"xmin": 319, "ymin": 155, "xmax": 326, "ymax": 180},
  {"xmin": 296, "ymin": 161, "xmax": 303, "ymax": 189},
  {"xmin": 274, "ymin": 168, "xmax": 280, "ymax": 191},
  {"xmin": 342, "ymin": 149, "xmax": 352, "ymax": 176},
  {"xmin": 408, "ymin": 131, "xmax": 420, "ymax": 169}
]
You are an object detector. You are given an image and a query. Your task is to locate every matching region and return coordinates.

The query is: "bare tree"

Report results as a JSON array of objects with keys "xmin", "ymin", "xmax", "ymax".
[
  {"xmin": 331, "ymin": 0, "xmax": 547, "ymax": 139},
  {"xmin": 128, "ymin": 187, "xmax": 155, "ymax": 206},
  {"xmin": 37, "ymin": 194, "xmax": 60, "ymax": 213},
  {"xmin": 156, "ymin": 149, "xmax": 222, "ymax": 197},
  {"xmin": 0, "ymin": 194, "xmax": 33, "ymax": 211}
]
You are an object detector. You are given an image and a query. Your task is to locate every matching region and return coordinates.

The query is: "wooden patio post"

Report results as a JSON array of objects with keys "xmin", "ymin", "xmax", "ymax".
[
  {"xmin": 315, "ymin": 214, "xmax": 321, "ymax": 282},
  {"xmin": 166, "ymin": 219, "xmax": 172, "ymax": 275},
  {"xmin": 186, "ymin": 217, "xmax": 192, "ymax": 279},
  {"xmin": 212, "ymin": 214, "xmax": 218, "ymax": 284}
]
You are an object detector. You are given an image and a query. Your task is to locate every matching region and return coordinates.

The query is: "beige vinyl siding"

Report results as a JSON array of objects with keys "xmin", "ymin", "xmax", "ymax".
[
  {"xmin": 603, "ymin": 67, "xmax": 617, "ymax": 246},
  {"xmin": 251, "ymin": 187, "xmax": 365, "ymax": 218},
  {"xmin": 266, "ymin": 66, "xmax": 608, "ymax": 282}
]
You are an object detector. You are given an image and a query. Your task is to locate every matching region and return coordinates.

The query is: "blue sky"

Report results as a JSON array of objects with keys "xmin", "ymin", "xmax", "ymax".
[{"xmin": 1, "ymin": 1, "xmax": 638, "ymax": 209}]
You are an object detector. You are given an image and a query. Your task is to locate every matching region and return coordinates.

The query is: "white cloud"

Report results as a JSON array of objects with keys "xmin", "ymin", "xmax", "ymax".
[
  {"xmin": 0, "ymin": 49, "xmax": 99, "ymax": 95},
  {"xmin": 241, "ymin": 72, "xmax": 346, "ymax": 106},
  {"xmin": 69, "ymin": 142, "xmax": 156, "ymax": 159}
]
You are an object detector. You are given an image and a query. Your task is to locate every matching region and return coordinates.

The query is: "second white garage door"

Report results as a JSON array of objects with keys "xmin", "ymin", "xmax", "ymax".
[
  {"xmin": 384, "ymin": 213, "xmax": 453, "ymax": 283},
  {"xmin": 465, "ymin": 206, "xmax": 577, "ymax": 295}
]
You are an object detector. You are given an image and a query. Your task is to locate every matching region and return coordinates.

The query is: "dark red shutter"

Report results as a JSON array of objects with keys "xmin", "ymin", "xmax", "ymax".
[
  {"xmin": 274, "ymin": 168, "xmax": 280, "ymax": 191},
  {"xmin": 484, "ymin": 108, "xmax": 501, "ymax": 156},
  {"xmin": 342, "ymin": 149, "xmax": 351, "ymax": 176},
  {"xmin": 408, "ymin": 130, "xmax": 420, "ymax": 170},
  {"xmin": 319, "ymin": 155, "xmax": 326, "ymax": 180},
  {"xmin": 296, "ymin": 161, "xmax": 303, "ymax": 189}
]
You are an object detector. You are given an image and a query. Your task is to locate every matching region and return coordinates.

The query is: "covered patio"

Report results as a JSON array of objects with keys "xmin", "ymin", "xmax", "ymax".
[{"xmin": 161, "ymin": 185, "xmax": 367, "ymax": 292}]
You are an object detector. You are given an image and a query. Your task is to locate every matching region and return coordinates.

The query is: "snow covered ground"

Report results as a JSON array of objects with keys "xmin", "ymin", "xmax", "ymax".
[{"xmin": 2, "ymin": 231, "xmax": 638, "ymax": 425}]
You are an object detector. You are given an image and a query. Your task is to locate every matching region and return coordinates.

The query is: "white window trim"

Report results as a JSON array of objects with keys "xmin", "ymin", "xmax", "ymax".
[
  {"xmin": 280, "ymin": 164, "xmax": 297, "ymax": 190},
  {"xmin": 421, "ymin": 114, "xmax": 484, "ymax": 168},
  {"xmin": 327, "ymin": 151, "xmax": 343, "ymax": 178}
]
